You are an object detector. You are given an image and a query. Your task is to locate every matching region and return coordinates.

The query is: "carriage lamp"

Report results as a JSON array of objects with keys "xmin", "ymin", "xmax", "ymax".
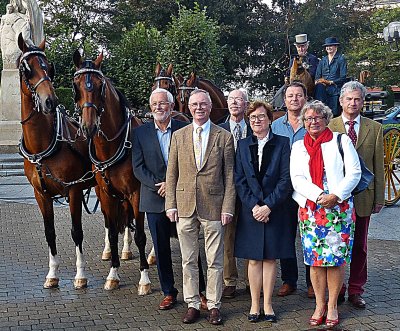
[{"xmin": 383, "ymin": 21, "xmax": 400, "ymax": 51}]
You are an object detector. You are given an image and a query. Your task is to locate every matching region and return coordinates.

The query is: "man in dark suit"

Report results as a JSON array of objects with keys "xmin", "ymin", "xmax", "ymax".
[
  {"xmin": 132, "ymin": 88, "xmax": 206, "ymax": 311},
  {"xmin": 328, "ymin": 81, "xmax": 384, "ymax": 308},
  {"xmin": 166, "ymin": 89, "xmax": 236, "ymax": 325},
  {"xmin": 219, "ymin": 88, "xmax": 252, "ymax": 299}
]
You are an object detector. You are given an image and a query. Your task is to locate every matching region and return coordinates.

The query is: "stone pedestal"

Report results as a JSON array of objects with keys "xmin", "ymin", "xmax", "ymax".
[{"xmin": 0, "ymin": 69, "xmax": 22, "ymax": 152}]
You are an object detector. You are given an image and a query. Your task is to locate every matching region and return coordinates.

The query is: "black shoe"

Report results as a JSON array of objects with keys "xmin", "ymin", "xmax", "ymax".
[
  {"xmin": 248, "ymin": 312, "xmax": 261, "ymax": 323},
  {"xmin": 264, "ymin": 314, "xmax": 277, "ymax": 323}
]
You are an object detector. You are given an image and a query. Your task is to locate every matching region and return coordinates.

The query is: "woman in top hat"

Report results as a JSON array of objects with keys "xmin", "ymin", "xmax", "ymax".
[{"xmin": 314, "ymin": 37, "xmax": 347, "ymax": 117}]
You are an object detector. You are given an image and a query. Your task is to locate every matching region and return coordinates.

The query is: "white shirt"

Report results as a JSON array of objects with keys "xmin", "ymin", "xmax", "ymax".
[{"xmin": 342, "ymin": 113, "xmax": 361, "ymax": 136}]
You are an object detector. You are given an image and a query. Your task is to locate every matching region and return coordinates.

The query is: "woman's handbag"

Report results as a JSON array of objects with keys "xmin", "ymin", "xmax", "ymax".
[{"xmin": 337, "ymin": 134, "xmax": 374, "ymax": 195}]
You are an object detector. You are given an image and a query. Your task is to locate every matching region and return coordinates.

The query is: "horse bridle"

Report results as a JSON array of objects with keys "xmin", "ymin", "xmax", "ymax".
[
  {"xmin": 73, "ymin": 65, "xmax": 106, "ymax": 117},
  {"xmin": 154, "ymin": 69, "xmax": 177, "ymax": 97},
  {"xmin": 178, "ymin": 79, "xmax": 197, "ymax": 104},
  {"xmin": 19, "ymin": 50, "xmax": 53, "ymax": 119}
]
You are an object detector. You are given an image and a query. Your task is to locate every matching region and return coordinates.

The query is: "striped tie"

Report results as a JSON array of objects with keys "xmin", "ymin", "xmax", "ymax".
[{"xmin": 194, "ymin": 127, "xmax": 203, "ymax": 169}]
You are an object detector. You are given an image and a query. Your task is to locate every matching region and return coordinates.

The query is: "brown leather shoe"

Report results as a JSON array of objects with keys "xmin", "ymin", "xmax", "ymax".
[
  {"xmin": 222, "ymin": 285, "xmax": 236, "ymax": 299},
  {"xmin": 159, "ymin": 295, "xmax": 177, "ymax": 310},
  {"xmin": 348, "ymin": 294, "xmax": 366, "ymax": 309},
  {"xmin": 207, "ymin": 308, "xmax": 223, "ymax": 325},
  {"xmin": 277, "ymin": 283, "xmax": 296, "ymax": 297},
  {"xmin": 200, "ymin": 292, "xmax": 208, "ymax": 310},
  {"xmin": 182, "ymin": 307, "xmax": 200, "ymax": 324},
  {"xmin": 307, "ymin": 285, "xmax": 315, "ymax": 299}
]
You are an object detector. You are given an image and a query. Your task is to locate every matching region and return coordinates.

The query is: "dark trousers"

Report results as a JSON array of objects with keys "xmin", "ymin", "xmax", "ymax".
[
  {"xmin": 314, "ymin": 83, "xmax": 340, "ymax": 117},
  {"xmin": 342, "ymin": 215, "xmax": 370, "ymax": 296},
  {"xmin": 147, "ymin": 212, "xmax": 206, "ymax": 297}
]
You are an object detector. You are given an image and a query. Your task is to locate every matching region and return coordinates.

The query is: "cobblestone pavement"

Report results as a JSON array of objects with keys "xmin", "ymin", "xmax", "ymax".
[{"xmin": 0, "ymin": 176, "xmax": 399, "ymax": 330}]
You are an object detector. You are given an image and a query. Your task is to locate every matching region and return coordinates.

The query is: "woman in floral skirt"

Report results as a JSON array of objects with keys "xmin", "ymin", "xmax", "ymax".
[{"xmin": 290, "ymin": 100, "xmax": 361, "ymax": 328}]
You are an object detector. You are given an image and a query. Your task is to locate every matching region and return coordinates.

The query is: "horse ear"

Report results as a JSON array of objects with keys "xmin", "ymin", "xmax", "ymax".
[
  {"xmin": 73, "ymin": 50, "xmax": 82, "ymax": 68},
  {"xmin": 166, "ymin": 63, "xmax": 173, "ymax": 76},
  {"xmin": 188, "ymin": 72, "xmax": 196, "ymax": 85},
  {"xmin": 18, "ymin": 33, "xmax": 28, "ymax": 53},
  {"xmin": 93, "ymin": 51, "xmax": 103, "ymax": 69},
  {"xmin": 38, "ymin": 38, "xmax": 46, "ymax": 51},
  {"xmin": 155, "ymin": 62, "xmax": 161, "ymax": 76}
]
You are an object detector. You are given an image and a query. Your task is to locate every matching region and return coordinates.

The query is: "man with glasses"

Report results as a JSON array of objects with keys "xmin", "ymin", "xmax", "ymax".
[
  {"xmin": 166, "ymin": 89, "xmax": 236, "ymax": 325},
  {"xmin": 272, "ymin": 81, "xmax": 315, "ymax": 299},
  {"xmin": 219, "ymin": 89, "xmax": 252, "ymax": 299},
  {"xmin": 132, "ymin": 88, "xmax": 207, "ymax": 311}
]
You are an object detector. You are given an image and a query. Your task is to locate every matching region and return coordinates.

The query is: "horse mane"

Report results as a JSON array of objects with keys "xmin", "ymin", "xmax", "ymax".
[{"xmin": 106, "ymin": 77, "xmax": 132, "ymax": 113}]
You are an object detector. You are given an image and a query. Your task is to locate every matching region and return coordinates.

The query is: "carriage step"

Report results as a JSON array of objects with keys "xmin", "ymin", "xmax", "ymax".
[
  {"xmin": 0, "ymin": 162, "xmax": 24, "ymax": 169},
  {"xmin": 0, "ymin": 153, "xmax": 24, "ymax": 163},
  {"xmin": 0, "ymin": 154, "xmax": 24, "ymax": 177},
  {"xmin": 0, "ymin": 169, "xmax": 25, "ymax": 177}
]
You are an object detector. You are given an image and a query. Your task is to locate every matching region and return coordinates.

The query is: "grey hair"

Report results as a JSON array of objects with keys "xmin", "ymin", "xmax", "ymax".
[
  {"xmin": 340, "ymin": 81, "xmax": 367, "ymax": 100},
  {"xmin": 190, "ymin": 88, "xmax": 212, "ymax": 104},
  {"xmin": 300, "ymin": 100, "xmax": 333, "ymax": 125},
  {"xmin": 149, "ymin": 88, "xmax": 174, "ymax": 104}
]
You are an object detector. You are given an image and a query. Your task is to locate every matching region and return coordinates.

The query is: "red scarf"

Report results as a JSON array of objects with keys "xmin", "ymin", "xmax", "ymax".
[{"xmin": 303, "ymin": 128, "xmax": 333, "ymax": 211}]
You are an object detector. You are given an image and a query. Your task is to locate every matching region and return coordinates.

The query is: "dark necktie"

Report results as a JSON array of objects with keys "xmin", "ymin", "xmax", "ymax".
[
  {"xmin": 347, "ymin": 121, "xmax": 357, "ymax": 147},
  {"xmin": 233, "ymin": 123, "xmax": 242, "ymax": 141}
]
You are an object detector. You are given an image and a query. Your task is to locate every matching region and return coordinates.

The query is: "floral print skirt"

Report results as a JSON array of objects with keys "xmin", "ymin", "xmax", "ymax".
[{"xmin": 298, "ymin": 196, "xmax": 355, "ymax": 267}]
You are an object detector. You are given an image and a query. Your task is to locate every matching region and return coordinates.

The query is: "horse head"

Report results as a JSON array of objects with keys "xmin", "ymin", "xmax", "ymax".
[
  {"xmin": 153, "ymin": 63, "xmax": 177, "ymax": 96},
  {"xmin": 17, "ymin": 34, "xmax": 58, "ymax": 115},
  {"xmin": 177, "ymin": 72, "xmax": 198, "ymax": 115},
  {"xmin": 290, "ymin": 56, "xmax": 314, "ymax": 97},
  {"xmin": 73, "ymin": 50, "xmax": 106, "ymax": 138}
]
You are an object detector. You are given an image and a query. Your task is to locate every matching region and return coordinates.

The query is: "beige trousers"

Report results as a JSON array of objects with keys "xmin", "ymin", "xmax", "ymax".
[{"xmin": 177, "ymin": 212, "xmax": 224, "ymax": 310}]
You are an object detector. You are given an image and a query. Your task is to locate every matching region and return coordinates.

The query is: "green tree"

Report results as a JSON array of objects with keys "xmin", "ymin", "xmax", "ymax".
[
  {"xmin": 347, "ymin": 7, "xmax": 400, "ymax": 88},
  {"xmin": 160, "ymin": 3, "xmax": 224, "ymax": 85},
  {"xmin": 107, "ymin": 22, "xmax": 161, "ymax": 107}
]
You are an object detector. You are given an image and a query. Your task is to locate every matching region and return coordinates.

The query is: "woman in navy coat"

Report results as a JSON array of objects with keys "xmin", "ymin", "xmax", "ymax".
[{"xmin": 234, "ymin": 100, "xmax": 295, "ymax": 323}]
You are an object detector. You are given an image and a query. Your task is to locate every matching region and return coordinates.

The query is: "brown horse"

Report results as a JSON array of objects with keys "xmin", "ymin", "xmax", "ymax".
[
  {"xmin": 18, "ymin": 35, "xmax": 94, "ymax": 289},
  {"xmin": 73, "ymin": 50, "xmax": 151, "ymax": 293},
  {"xmin": 176, "ymin": 72, "xmax": 229, "ymax": 124},
  {"xmin": 289, "ymin": 55, "xmax": 315, "ymax": 97}
]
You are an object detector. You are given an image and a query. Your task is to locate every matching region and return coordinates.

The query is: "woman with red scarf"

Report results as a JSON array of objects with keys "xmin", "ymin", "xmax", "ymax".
[{"xmin": 290, "ymin": 100, "xmax": 361, "ymax": 328}]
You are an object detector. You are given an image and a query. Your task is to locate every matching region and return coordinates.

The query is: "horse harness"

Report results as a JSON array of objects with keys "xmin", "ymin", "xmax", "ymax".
[{"xmin": 154, "ymin": 68, "xmax": 177, "ymax": 97}]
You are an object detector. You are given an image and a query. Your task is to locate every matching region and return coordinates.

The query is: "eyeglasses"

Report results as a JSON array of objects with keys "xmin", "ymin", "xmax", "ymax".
[
  {"xmin": 189, "ymin": 102, "xmax": 210, "ymax": 109},
  {"xmin": 304, "ymin": 116, "xmax": 326, "ymax": 123},
  {"xmin": 150, "ymin": 101, "xmax": 170, "ymax": 108},
  {"xmin": 249, "ymin": 114, "xmax": 267, "ymax": 122},
  {"xmin": 228, "ymin": 96, "xmax": 245, "ymax": 102}
]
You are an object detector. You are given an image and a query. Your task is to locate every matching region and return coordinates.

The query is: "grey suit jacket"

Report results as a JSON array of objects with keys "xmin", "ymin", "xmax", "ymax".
[
  {"xmin": 165, "ymin": 122, "xmax": 236, "ymax": 220},
  {"xmin": 132, "ymin": 119, "xmax": 187, "ymax": 213},
  {"xmin": 328, "ymin": 116, "xmax": 384, "ymax": 217}
]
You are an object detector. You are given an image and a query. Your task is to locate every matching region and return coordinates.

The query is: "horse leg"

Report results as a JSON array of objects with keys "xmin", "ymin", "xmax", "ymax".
[
  {"xmin": 147, "ymin": 245, "xmax": 157, "ymax": 265},
  {"xmin": 120, "ymin": 226, "xmax": 133, "ymax": 260},
  {"xmin": 101, "ymin": 228, "xmax": 111, "ymax": 261},
  {"xmin": 34, "ymin": 189, "xmax": 60, "ymax": 288},
  {"xmin": 131, "ymin": 192, "xmax": 151, "ymax": 295},
  {"xmin": 69, "ymin": 188, "xmax": 87, "ymax": 289}
]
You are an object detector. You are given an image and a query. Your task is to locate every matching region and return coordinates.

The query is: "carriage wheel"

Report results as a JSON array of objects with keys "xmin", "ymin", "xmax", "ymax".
[{"xmin": 383, "ymin": 128, "xmax": 400, "ymax": 206}]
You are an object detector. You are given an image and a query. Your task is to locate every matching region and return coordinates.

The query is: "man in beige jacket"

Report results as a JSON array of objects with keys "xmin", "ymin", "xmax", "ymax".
[{"xmin": 166, "ymin": 89, "xmax": 236, "ymax": 325}]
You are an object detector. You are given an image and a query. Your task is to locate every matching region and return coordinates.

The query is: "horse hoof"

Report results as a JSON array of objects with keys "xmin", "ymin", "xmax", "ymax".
[
  {"xmin": 138, "ymin": 284, "xmax": 152, "ymax": 296},
  {"xmin": 44, "ymin": 278, "xmax": 59, "ymax": 289},
  {"xmin": 74, "ymin": 278, "xmax": 88, "ymax": 289},
  {"xmin": 147, "ymin": 255, "xmax": 157, "ymax": 265},
  {"xmin": 102, "ymin": 252, "xmax": 111, "ymax": 261},
  {"xmin": 121, "ymin": 251, "xmax": 133, "ymax": 260},
  {"xmin": 104, "ymin": 279, "xmax": 119, "ymax": 290}
]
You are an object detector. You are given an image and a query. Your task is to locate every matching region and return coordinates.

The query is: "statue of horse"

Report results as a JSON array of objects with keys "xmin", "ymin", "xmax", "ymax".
[
  {"xmin": 176, "ymin": 72, "xmax": 229, "ymax": 124},
  {"xmin": 289, "ymin": 55, "xmax": 315, "ymax": 97},
  {"xmin": 73, "ymin": 50, "xmax": 151, "ymax": 293},
  {"xmin": 17, "ymin": 34, "xmax": 95, "ymax": 289}
]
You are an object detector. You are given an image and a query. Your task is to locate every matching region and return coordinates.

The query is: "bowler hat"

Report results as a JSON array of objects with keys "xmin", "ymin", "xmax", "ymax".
[
  {"xmin": 294, "ymin": 34, "xmax": 308, "ymax": 45},
  {"xmin": 322, "ymin": 37, "xmax": 340, "ymax": 47}
]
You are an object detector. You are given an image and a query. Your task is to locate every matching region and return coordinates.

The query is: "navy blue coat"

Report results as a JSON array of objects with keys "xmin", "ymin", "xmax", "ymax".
[
  {"xmin": 234, "ymin": 133, "xmax": 295, "ymax": 260},
  {"xmin": 132, "ymin": 119, "xmax": 187, "ymax": 213}
]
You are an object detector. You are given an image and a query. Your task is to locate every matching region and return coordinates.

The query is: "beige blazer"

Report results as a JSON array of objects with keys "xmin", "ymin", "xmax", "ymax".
[
  {"xmin": 165, "ymin": 122, "xmax": 236, "ymax": 220},
  {"xmin": 328, "ymin": 116, "xmax": 384, "ymax": 217}
]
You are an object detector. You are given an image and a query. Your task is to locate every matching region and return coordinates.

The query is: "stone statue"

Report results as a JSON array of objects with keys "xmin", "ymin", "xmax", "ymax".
[{"xmin": 0, "ymin": 3, "xmax": 30, "ymax": 69}]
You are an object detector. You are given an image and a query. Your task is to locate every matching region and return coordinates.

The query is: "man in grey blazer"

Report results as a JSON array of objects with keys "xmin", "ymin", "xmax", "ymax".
[
  {"xmin": 132, "ymin": 88, "xmax": 206, "ymax": 311},
  {"xmin": 166, "ymin": 89, "xmax": 236, "ymax": 325},
  {"xmin": 219, "ymin": 88, "xmax": 252, "ymax": 299},
  {"xmin": 328, "ymin": 81, "xmax": 384, "ymax": 308}
]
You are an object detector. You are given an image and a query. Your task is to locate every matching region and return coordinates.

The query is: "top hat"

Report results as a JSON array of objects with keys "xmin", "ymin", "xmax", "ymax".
[
  {"xmin": 294, "ymin": 34, "xmax": 308, "ymax": 45},
  {"xmin": 322, "ymin": 37, "xmax": 340, "ymax": 47}
]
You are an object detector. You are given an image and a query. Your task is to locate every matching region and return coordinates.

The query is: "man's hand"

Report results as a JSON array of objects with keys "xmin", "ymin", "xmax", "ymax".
[
  {"xmin": 155, "ymin": 182, "xmax": 166, "ymax": 197},
  {"xmin": 317, "ymin": 193, "xmax": 339, "ymax": 209},
  {"xmin": 221, "ymin": 213, "xmax": 233, "ymax": 226},
  {"xmin": 315, "ymin": 78, "xmax": 333, "ymax": 86},
  {"xmin": 166, "ymin": 209, "xmax": 178, "ymax": 222},
  {"xmin": 372, "ymin": 204, "xmax": 384, "ymax": 214}
]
